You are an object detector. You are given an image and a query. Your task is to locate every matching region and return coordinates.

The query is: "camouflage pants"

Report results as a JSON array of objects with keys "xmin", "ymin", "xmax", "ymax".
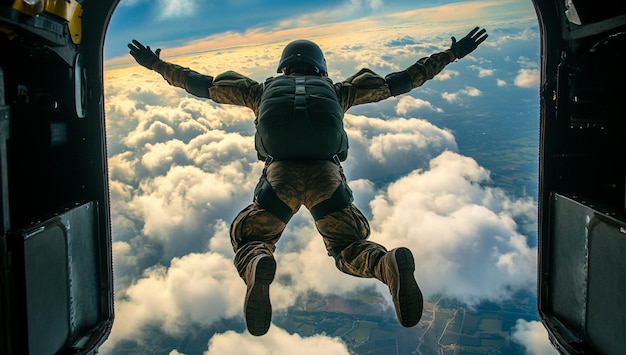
[{"xmin": 230, "ymin": 160, "xmax": 388, "ymax": 282}]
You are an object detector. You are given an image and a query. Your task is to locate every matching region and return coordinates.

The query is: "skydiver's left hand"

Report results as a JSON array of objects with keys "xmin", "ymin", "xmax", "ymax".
[{"xmin": 450, "ymin": 27, "xmax": 488, "ymax": 60}]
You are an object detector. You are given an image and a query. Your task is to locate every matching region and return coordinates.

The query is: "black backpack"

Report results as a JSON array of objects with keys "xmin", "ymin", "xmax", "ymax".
[{"xmin": 255, "ymin": 75, "xmax": 348, "ymax": 161}]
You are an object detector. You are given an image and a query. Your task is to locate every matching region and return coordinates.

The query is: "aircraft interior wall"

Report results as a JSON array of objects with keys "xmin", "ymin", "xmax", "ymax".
[{"xmin": 0, "ymin": 1, "xmax": 116, "ymax": 353}]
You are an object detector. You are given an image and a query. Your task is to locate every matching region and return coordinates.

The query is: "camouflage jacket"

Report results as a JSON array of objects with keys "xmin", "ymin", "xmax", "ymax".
[{"xmin": 151, "ymin": 50, "xmax": 454, "ymax": 115}]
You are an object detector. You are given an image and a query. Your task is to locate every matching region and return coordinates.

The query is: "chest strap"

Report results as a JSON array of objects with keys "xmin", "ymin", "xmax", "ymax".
[{"xmin": 294, "ymin": 76, "xmax": 307, "ymax": 117}]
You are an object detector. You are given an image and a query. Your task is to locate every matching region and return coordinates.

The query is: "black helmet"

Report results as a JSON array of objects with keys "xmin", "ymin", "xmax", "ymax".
[{"xmin": 276, "ymin": 39, "xmax": 327, "ymax": 75}]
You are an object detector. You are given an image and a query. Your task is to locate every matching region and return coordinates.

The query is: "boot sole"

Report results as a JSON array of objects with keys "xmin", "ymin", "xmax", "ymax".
[
  {"xmin": 244, "ymin": 255, "xmax": 276, "ymax": 336},
  {"xmin": 394, "ymin": 247, "xmax": 423, "ymax": 327}
]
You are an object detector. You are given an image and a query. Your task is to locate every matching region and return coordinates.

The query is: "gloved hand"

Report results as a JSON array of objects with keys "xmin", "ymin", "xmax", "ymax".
[
  {"xmin": 128, "ymin": 39, "xmax": 162, "ymax": 70},
  {"xmin": 450, "ymin": 27, "xmax": 488, "ymax": 60}
]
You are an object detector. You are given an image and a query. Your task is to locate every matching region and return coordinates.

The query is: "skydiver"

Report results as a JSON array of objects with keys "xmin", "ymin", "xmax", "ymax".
[{"xmin": 128, "ymin": 27, "xmax": 488, "ymax": 336}]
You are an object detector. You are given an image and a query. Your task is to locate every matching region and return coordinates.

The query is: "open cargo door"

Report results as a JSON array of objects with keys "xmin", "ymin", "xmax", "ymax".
[{"xmin": 4, "ymin": 0, "xmax": 626, "ymax": 353}]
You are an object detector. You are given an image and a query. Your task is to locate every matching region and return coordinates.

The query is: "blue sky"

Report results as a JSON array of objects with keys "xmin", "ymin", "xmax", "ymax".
[
  {"xmin": 106, "ymin": 0, "xmax": 462, "ymax": 55},
  {"xmin": 101, "ymin": 1, "xmax": 554, "ymax": 354},
  {"xmin": 106, "ymin": 0, "xmax": 394, "ymax": 58},
  {"xmin": 104, "ymin": 0, "xmax": 534, "ymax": 60}
]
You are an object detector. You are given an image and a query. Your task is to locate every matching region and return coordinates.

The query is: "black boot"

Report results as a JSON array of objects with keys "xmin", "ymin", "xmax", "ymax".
[
  {"xmin": 375, "ymin": 247, "xmax": 423, "ymax": 327},
  {"xmin": 243, "ymin": 254, "xmax": 276, "ymax": 336}
]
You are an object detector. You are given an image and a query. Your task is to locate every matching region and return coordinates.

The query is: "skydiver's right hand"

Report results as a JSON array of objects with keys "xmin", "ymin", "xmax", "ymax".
[{"xmin": 128, "ymin": 40, "xmax": 161, "ymax": 70}]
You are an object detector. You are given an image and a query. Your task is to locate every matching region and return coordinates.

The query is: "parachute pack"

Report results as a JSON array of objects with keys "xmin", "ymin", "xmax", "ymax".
[{"xmin": 255, "ymin": 75, "xmax": 348, "ymax": 161}]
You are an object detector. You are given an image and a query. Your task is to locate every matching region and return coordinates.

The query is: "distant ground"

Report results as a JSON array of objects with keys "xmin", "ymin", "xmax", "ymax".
[{"xmin": 110, "ymin": 288, "xmax": 538, "ymax": 354}]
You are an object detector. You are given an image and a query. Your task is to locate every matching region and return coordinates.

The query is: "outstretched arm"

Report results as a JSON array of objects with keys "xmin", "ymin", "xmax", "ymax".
[
  {"xmin": 128, "ymin": 39, "xmax": 213, "ymax": 99},
  {"xmin": 335, "ymin": 27, "xmax": 490, "ymax": 109},
  {"xmin": 386, "ymin": 27, "xmax": 488, "ymax": 96}
]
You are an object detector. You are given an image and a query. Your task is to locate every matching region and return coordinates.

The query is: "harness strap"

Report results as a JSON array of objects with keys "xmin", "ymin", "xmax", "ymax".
[
  {"xmin": 294, "ymin": 76, "xmax": 307, "ymax": 117},
  {"xmin": 309, "ymin": 181, "xmax": 353, "ymax": 220}
]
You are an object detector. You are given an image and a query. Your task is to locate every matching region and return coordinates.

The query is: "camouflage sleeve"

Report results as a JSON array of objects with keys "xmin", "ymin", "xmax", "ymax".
[
  {"xmin": 335, "ymin": 50, "xmax": 454, "ymax": 110},
  {"xmin": 152, "ymin": 62, "xmax": 262, "ymax": 113},
  {"xmin": 152, "ymin": 60, "xmax": 213, "ymax": 98},
  {"xmin": 334, "ymin": 68, "xmax": 390, "ymax": 111},
  {"xmin": 406, "ymin": 51, "xmax": 454, "ymax": 88},
  {"xmin": 152, "ymin": 60, "xmax": 190, "ymax": 89},
  {"xmin": 209, "ymin": 71, "xmax": 264, "ymax": 115}
]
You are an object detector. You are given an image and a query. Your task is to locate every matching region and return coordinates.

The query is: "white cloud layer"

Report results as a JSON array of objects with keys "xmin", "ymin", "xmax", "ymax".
[
  {"xmin": 369, "ymin": 151, "xmax": 537, "ymax": 305},
  {"xmin": 204, "ymin": 327, "xmax": 350, "ymax": 355}
]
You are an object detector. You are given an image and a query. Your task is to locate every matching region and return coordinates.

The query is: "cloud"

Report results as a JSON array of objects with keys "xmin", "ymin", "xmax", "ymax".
[
  {"xmin": 349, "ymin": 0, "xmax": 384, "ymax": 11},
  {"xmin": 342, "ymin": 114, "xmax": 458, "ymax": 180},
  {"xmin": 157, "ymin": 0, "xmax": 198, "ymax": 20},
  {"xmin": 105, "ymin": 69, "xmax": 260, "ymax": 263},
  {"xmin": 386, "ymin": 35, "xmax": 418, "ymax": 47},
  {"xmin": 497, "ymin": 79, "xmax": 507, "ymax": 86},
  {"xmin": 433, "ymin": 69, "xmax": 459, "ymax": 81},
  {"xmin": 204, "ymin": 327, "xmax": 350, "ymax": 355},
  {"xmin": 113, "ymin": 151, "xmax": 259, "ymax": 260},
  {"xmin": 441, "ymin": 92, "xmax": 459, "ymax": 102},
  {"xmin": 514, "ymin": 56, "xmax": 540, "ymax": 89},
  {"xmin": 489, "ymin": 27, "xmax": 540, "ymax": 47},
  {"xmin": 514, "ymin": 68, "xmax": 540, "ymax": 89},
  {"xmin": 100, "ymin": 248, "xmax": 243, "ymax": 352},
  {"xmin": 125, "ymin": 119, "xmax": 176, "ymax": 147},
  {"xmin": 395, "ymin": 96, "xmax": 444, "ymax": 115},
  {"xmin": 108, "ymin": 151, "xmax": 139, "ymax": 184},
  {"xmin": 518, "ymin": 56, "xmax": 539, "ymax": 69},
  {"xmin": 469, "ymin": 65, "xmax": 495, "ymax": 77},
  {"xmin": 441, "ymin": 86, "xmax": 482, "ymax": 103},
  {"xmin": 510, "ymin": 320, "xmax": 559, "ymax": 355},
  {"xmin": 369, "ymin": 151, "xmax": 537, "ymax": 305}
]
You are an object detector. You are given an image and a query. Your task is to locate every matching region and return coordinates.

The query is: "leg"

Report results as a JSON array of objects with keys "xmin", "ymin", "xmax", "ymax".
[
  {"xmin": 230, "ymin": 203, "xmax": 285, "ymax": 336},
  {"xmin": 230, "ymin": 203, "xmax": 284, "ymax": 278},
  {"xmin": 230, "ymin": 162, "xmax": 304, "ymax": 336},
  {"xmin": 307, "ymin": 162, "xmax": 423, "ymax": 327},
  {"xmin": 301, "ymin": 161, "xmax": 385, "ymax": 278},
  {"xmin": 316, "ymin": 207, "xmax": 423, "ymax": 327},
  {"xmin": 315, "ymin": 204, "xmax": 386, "ymax": 278}
]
